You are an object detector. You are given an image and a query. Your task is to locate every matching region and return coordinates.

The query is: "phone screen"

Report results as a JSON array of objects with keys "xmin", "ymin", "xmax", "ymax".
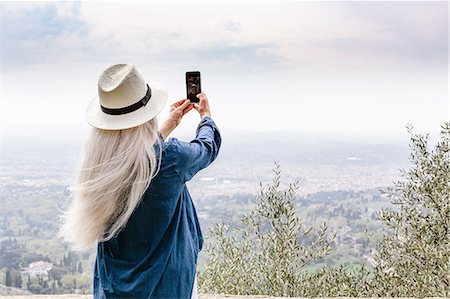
[{"xmin": 186, "ymin": 71, "xmax": 201, "ymax": 103}]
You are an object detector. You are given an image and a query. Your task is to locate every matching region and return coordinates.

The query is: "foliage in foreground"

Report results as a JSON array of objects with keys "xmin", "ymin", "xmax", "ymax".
[
  {"xmin": 199, "ymin": 162, "xmax": 335, "ymax": 296},
  {"xmin": 198, "ymin": 123, "xmax": 450, "ymax": 297},
  {"xmin": 369, "ymin": 123, "xmax": 450, "ymax": 297}
]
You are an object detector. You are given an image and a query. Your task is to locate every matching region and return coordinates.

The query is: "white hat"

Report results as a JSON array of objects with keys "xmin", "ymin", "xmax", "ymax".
[{"xmin": 86, "ymin": 64, "xmax": 168, "ymax": 130}]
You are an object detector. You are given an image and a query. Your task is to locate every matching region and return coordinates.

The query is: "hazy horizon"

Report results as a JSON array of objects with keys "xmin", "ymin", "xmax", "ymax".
[{"xmin": 0, "ymin": 125, "xmax": 427, "ymax": 146}]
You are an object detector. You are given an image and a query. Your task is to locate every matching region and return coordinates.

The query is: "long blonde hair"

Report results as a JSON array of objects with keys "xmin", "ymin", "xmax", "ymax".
[{"xmin": 59, "ymin": 118, "xmax": 161, "ymax": 251}]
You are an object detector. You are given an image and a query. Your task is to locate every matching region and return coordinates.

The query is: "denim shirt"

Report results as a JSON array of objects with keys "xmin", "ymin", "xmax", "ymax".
[{"xmin": 93, "ymin": 116, "xmax": 221, "ymax": 299}]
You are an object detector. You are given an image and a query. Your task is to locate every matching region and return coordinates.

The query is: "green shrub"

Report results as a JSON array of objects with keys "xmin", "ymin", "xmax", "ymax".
[
  {"xmin": 370, "ymin": 123, "xmax": 450, "ymax": 297},
  {"xmin": 199, "ymin": 123, "xmax": 450, "ymax": 297},
  {"xmin": 198, "ymin": 162, "xmax": 335, "ymax": 296}
]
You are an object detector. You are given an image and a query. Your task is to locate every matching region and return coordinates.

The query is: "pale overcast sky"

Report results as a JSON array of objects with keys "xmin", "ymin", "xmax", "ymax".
[{"xmin": 1, "ymin": 1, "xmax": 448, "ymax": 142}]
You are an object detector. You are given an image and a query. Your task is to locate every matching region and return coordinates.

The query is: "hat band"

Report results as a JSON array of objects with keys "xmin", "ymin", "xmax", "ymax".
[{"xmin": 101, "ymin": 84, "xmax": 152, "ymax": 115}]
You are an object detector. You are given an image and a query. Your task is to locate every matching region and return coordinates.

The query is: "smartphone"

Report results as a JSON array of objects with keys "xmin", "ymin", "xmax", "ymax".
[{"xmin": 186, "ymin": 71, "xmax": 201, "ymax": 103}]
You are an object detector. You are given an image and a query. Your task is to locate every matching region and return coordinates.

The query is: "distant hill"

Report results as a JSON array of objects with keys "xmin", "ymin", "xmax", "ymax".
[
  {"xmin": 2, "ymin": 133, "xmax": 409, "ymax": 167},
  {"xmin": 2, "ymin": 137, "xmax": 83, "ymax": 159},
  {"xmin": 216, "ymin": 132, "xmax": 409, "ymax": 166}
]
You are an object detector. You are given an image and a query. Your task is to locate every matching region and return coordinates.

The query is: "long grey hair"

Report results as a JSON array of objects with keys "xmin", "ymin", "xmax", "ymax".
[{"xmin": 59, "ymin": 118, "xmax": 161, "ymax": 251}]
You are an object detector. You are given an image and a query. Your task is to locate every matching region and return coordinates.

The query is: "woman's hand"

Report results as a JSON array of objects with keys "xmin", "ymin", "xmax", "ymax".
[
  {"xmin": 159, "ymin": 99, "xmax": 194, "ymax": 140},
  {"xmin": 169, "ymin": 99, "xmax": 194, "ymax": 126},
  {"xmin": 194, "ymin": 92, "xmax": 212, "ymax": 119}
]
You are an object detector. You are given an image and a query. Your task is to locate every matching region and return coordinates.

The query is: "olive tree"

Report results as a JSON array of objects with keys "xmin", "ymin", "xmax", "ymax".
[
  {"xmin": 198, "ymin": 162, "xmax": 335, "ymax": 296},
  {"xmin": 370, "ymin": 123, "xmax": 450, "ymax": 297},
  {"xmin": 198, "ymin": 123, "xmax": 449, "ymax": 297}
]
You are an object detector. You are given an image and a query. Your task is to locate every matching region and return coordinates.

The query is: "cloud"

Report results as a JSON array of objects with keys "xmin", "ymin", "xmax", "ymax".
[
  {"xmin": 2, "ymin": 1, "xmax": 447, "ymax": 139},
  {"xmin": 215, "ymin": 18, "xmax": 242, "ymax": 33},
  {"xmin": 330, "ymin": 1, "xmax": 448, "ymax": 68},
  {"xmin": 3, "ymin": 2, "xmax": 289, "ymax": 72},
  {"xmin": 3, "ymin": 2, "xmax": 84, "ymax": 39},
  {"xmin": 3, "ymin": 2, "xmax": 88, "ymax": 67},
  {"xmin": 3, "ymin": 1, "xmax": 447, "ymax": 72}
]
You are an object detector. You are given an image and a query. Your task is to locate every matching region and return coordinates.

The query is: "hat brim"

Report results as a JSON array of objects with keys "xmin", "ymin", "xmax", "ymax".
[{"xmin": 86, "ymin": 82, "xmax": 168, "ymax": 130}]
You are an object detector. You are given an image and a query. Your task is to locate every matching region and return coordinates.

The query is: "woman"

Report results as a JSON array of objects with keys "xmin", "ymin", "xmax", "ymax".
[{"xmin": 59, "ymin": 64, "xmax": 221, "ymax": 298}]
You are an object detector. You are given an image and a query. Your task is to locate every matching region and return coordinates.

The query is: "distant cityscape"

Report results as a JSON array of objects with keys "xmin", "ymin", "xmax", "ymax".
[
  {"xmin": 0, "ymin": 136, "xmax": 410, "ymax": 294},
  {"xmin": 189, "ymin": 161, "xmax": 403, "ymax": 198}
]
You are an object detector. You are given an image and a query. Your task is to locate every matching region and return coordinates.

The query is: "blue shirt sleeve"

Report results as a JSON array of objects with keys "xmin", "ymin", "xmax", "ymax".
[{"xmin": 170, "ymin": 116, "xmax": 222, "ymax": 182}]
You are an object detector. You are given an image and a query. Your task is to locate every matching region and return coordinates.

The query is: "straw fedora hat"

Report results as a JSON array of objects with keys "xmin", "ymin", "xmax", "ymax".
[{"xmin": 86, "ymin": 64, "xmax": 168, "ymax": 130}]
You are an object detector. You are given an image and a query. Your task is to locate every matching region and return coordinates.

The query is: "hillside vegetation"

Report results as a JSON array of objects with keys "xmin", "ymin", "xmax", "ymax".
[
  {"xmin": 1, "ymin": 124, "xmax": 447, "ymax": 296},
  {"xmin": 199, "ymin": 123, "xmax": 450, "ymax": 297}
]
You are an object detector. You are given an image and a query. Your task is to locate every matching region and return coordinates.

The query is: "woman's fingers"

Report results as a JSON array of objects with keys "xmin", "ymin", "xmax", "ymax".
[
  {"xmin": 196, "ymin": 92, "xmax": 207, "ymax": 102},
  {"xmin": 173, "ymin": 100, "xmax": 195, "ymax": 118},
  {"xmin": 171, "ymin": 99, "xmax": 189, "ymax": 111},
  {"xmin": 174, "ymin": 98, "xmax": 188, "ymax": 106},
  {"xmin": 194, "ymin": 92, "xmax": 211, "ymax": 118},
  {"xmin": 170, "ymin": 99, "xmax": 188, "ymax": 111},
  {"xmin": 176, "ymin": 99, "xmax": 191, "ymax": 110},
  {"xmin": 183, "ymin": 105, "xmax": 194, "ymax": 115},
  {"xmin": 169, "ymin": 96, "xmax": 204, "ymax": 121}
]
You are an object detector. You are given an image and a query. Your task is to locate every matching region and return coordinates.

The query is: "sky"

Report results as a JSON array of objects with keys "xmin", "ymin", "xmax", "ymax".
[{"xmin": 1, "ymin": 1, "xmax": 449, "ymax": 144}]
